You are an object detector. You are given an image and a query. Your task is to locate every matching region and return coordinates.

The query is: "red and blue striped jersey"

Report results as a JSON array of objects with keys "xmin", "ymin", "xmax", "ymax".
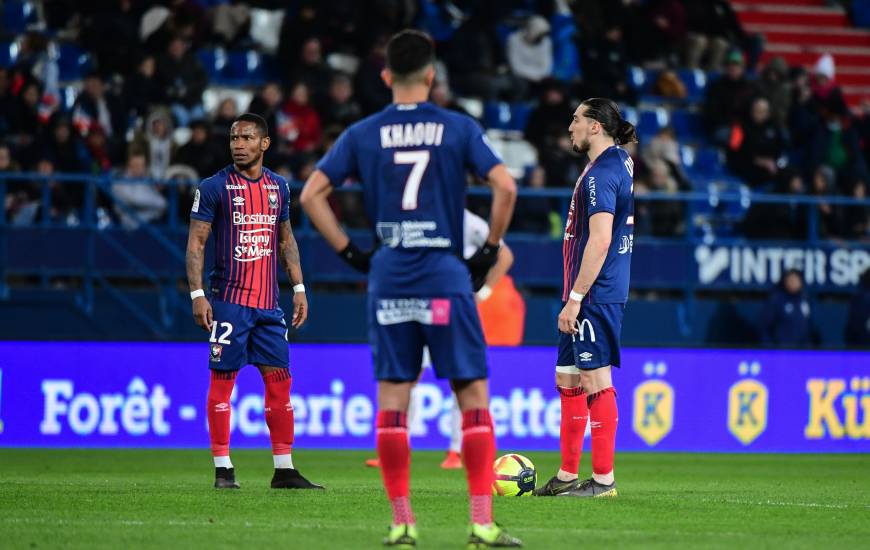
[
  {"xmin": 190, "ymin": 165, "xmax": 290, "ymax": 309},
  {"xmin": 562, "ymin": 146, "xmax": 634, "ymax": 304}
]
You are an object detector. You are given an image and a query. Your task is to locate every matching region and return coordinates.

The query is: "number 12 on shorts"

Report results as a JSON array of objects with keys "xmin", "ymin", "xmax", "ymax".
[
  {"xmin": 209, "ymin": 321, "xmax": 233, "ymax": 344},
  {"xmin": 395, "ymin": 150, "xmax": 430, "ymax": 210}
]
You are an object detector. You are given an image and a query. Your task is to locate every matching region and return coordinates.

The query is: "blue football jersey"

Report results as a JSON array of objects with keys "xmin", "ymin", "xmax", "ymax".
[
  {"xmin": 562, "ymin": 145, "xmax": 634, "ymax": 304},
  {"xmin": 316, "ymin": 102, "xmax": 503, "ymax": 296}
]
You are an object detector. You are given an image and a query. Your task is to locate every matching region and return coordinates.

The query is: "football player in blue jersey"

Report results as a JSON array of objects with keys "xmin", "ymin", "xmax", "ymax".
[
  {"xmin": 534, "ymin": 98, "xmax": 636, "ymax": 498},
  {"xmin": 301, "ymin": 29, "xmax": 521, "ymax": 548}
]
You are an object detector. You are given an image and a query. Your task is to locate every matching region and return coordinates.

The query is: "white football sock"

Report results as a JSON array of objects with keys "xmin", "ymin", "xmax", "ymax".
[
  {"xmin": 214, "ymin": 456, "xmax": 233, "ymax": 469},
  {"xmin": 274, "ymin": 454, "xmax": 294, "ymax": 469}
]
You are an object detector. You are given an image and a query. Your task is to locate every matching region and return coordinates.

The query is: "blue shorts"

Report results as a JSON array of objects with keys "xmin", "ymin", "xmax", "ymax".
[
  {"xmin": 368, "ymin": 293, "xmax": 488, "ymax": 381},
  {"xmin": 556, "ymin": 303, "xmax": 625, "ymax": 372},
  {"xmin": 207, "ymin": 299, "xmax": 289, "ymax": 372}
]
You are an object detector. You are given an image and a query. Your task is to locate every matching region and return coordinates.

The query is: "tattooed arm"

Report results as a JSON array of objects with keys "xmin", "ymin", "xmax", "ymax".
[
  {"xmin": 278, "ymin": 219, "xmax": 308, "ymax": 328},
  {"xmin": 186, "ymin": 219, "xmax": 213, "ymax": 331}
]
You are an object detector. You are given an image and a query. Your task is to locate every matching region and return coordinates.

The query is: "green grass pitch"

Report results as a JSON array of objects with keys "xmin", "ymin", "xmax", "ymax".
[{"xmin": 1, "ymin": 449, "xmax": 868, "ymax": 549}]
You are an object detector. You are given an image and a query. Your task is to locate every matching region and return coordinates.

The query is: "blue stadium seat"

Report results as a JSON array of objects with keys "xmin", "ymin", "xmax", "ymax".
[
  {"xmin": 196, "ymin": 47, "xmax": 227, "ymax": 82},
  {"xmin": 636, "ymin": 107, "xmax": 670, "ymax": 141},
  {"xmin": 483, "ymin": 101, "xmax": 533, "ymax": 132},
  {"xmin": 225, "ymin": 50, "xmax": 266, "ymax": 84},
  {"xmin": 691, "ymin": 147, "xmax": 726, "ymax": 180},
  {"xmin": 670, "ymin": 110, "xmax": 704, "ymax": 142},
  {"xmin": 57, "ymin": 43, "xmax": 93, "ymax": 81},
  {"xmin": 0, "ymin": 41, "xmax": 17, "ymax": 67},
  {"xmin": 678, "ymin": 69, "xmax": 707, "ymax": 100},
  {"xmin": 3, "ymin": 1, "xmax": 37, "ymax": 34}
]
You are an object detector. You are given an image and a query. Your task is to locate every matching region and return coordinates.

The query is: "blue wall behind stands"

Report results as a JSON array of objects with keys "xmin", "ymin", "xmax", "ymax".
[{"xmin": 0, "ymin": 288, "xmax": 852, "ymax": 348}]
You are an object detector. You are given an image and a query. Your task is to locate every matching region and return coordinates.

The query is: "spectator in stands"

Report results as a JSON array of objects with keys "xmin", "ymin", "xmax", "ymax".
[
  {"xmin": 0, "ymin": 68, "xmax": 11, "ymax": 136},
  {"xmin": 810, "ymin": 165, "xmax": 845, "ymax": 239},
  {"xmin": 156, "ymin": 36, "xmax": 207, "ymax": 127},
  {"xmin": 443, "ymin": 16, "xmax": 519, "ymax": 101},
  {"xmin": 524, "ymin": 79, "xmax": 571, "ymax": 154},
  {"xmin": 683, "ymin": 0, "xmax": 740, "ymax": 72},
  {"xmin": 506, "ymin": 15, "xmax": 553, "ymax": 94},
  {"xmin": 8, "ymin": 81, "xmax": 43, "ymax": 149},
  {"xmin": 173, "ymin": 119, "xmax": 222, "ymax": 179},
  {"xmin": 322, "ymin": 73, "xmax": 363, "ymax": 128},
  {"xmin": 727, "ymin": 96, "xmax": 787, "ymax": 188},
  {"xmin": 211, "ymin": 1, "xmax": 251, "ymax": 46},
  {"xmin": 755, "ymin": 57, "xmax": 792, "ymax": 129},
  {"xmin": 742, "ymin": 168, "xmax": 808, "ymax": 240},
  {"xmin": 645, "ymin": 0, "xmax": 687, "ymax": 66},
  {"xmin": 131, "ymin": 109, "xmax": 175, "ymax": 181},
  {"xmin": 14, "ymin": 32, "xmax": 60, "ymax": 110},
  {"xmin": 810, "ymin": 54, "xmax": 848, "ymax": 116},
  {"xmin": 634, "ymin": 157, "xmax": 684, "ymax": 236},
  {"xmin": 579, "ymin": 22, "xmax": 636, "ymax": 103},
  {"xmin": 111, "ymin": 151, "xmax": 167, "ymax": 229},
  {"xmin": 79, "ymin": 0, "xmax": 143, "ymax": 77},
  {"xmin": 211, "ymin": 97, "xmax": 239, "ymax": 138},
  {"xmin": 703, "ymin": 49, "xmax": 755, "ymax": 146},
  {"xmin": 642, "ymin": 126, "xmax": 690, "ymax": 190},
  {"xmin": 283, "ymin": 82, "xmax": 323, "ymax": 154},
  {"xmin": 843, "ymin": 179, "xmax": 869, "ymax": 239},
  {"xmin": 0, "ymin": 143, "xmax": 34, "ymax": 225},
  {"xmin": 788, "ymin": 66, "xmax": 821, "ymax": 157},
  {"xmin": 354, "ymin": 34, "xmax": 392, "ymax": 114},
  {"xmin": 760, "ymin": 269, "xmax": 816, "ymax": 348},
  {"xmin": 539, "ymin": 134, "xmax": 583, "ymax": 189},
  {"xmin": 652, "ymin": 70, "xmax": 687, "ymax": 99},
  {"xmin": 124, "ymin": 56, "xmax": 162, "ymax": 121},
  {"xmin": 248, "ymin": 82, "xmax": 284, "ymax": 136},
  {"xmin": 72, "ymin": 72, "xmax": 124, "ymax": 148},
  {"xmin": 291, "ymin": 37, "xmax": 334, "ymax": 109},
  {"xmin": 845, "ymin": 269, "xmax": 870, "ymax": 347},
  {"xmin": 36, "ymin": 114, "xmax": 89, "ymax": 174},
  {"xmin": 806, "ymin": 106, "xmax": 869, "ymax": 187}
]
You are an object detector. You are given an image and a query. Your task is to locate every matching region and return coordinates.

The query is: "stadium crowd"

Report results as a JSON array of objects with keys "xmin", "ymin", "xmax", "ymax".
[{"xmin": 0, "ymin": 0, "xmax": 867, "ymax": 241}]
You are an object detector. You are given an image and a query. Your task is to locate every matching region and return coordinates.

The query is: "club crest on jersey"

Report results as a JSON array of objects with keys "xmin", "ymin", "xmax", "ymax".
[
  {"xmin": 268, "ymin": 192, "xmax": 278, "ymax": 208},
  {"xmin": 209, "ymin": 344, "xmax": 222, "ymax": 362}
]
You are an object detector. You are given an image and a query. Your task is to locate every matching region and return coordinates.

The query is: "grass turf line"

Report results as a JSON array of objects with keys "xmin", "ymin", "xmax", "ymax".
[{"xmin": 0, "ymin": 449, "xmax": 868, "ymax": 549}]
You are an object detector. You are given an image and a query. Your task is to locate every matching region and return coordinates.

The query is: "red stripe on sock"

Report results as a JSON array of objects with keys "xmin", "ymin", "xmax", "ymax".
[
  {"xmin": 558, "ymin": 386, "xmax": 588, "ymax": 475},
  {"xmin": 207, "ymin": 370, "xmax": 238, "ymax": 457},
  {"xmin": 588, "ymin": 387, "xmax": 618, "ymax": 476}
]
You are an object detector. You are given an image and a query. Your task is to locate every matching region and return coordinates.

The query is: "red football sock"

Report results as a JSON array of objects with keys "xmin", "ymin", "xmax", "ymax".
[
  {"xmin": 263, "ymin": 368, "xmax": 294, "ymax": 458},
  {"xmin": 558, "ymin": 386, "xmax": 588, "ymax": 476},
  {"xmin": 588, "ymin": 387, "xmax": 618, "ymax": 478},
  {"xmin": 376, "ymin": 410, "xmax": 414, "ymax": 525},
  {"xmin": 461, "ymin": 408, "xmax": 495, "ymax": 525},
  {"xmin": 207, "ymin": 370, "xmax": 238, "ymax": 457}
]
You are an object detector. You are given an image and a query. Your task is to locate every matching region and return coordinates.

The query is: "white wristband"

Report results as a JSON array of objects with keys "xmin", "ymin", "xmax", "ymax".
[
  {"xmin": 476, "ymin": 284, "xmax": 493, "ymax": 301},
  {"xmin": 190, "ymin": 289, "xmax": 205, "ymax": 300},
  {"xmin": 569, "ymin": 290, "xmax": 584, "ymax": 303},
  {"xmin": 293, "ymin": 284, "xmax": 305, "ymax": 293}
]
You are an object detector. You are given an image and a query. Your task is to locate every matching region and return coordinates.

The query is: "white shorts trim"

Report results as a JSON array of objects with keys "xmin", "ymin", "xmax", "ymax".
[{"xmin": 556, "ymin": 364, "xmax": 581, "ymax": 374}]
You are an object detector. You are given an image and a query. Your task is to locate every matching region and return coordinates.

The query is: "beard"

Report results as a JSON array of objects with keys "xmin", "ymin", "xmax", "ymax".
[
  {"xmin": 234, "ymin": 152, "xmax": 262, "ymax": 170},
  {"xmin": 572, "ymin": 137, "xmax": 590, "ymax": 155}
]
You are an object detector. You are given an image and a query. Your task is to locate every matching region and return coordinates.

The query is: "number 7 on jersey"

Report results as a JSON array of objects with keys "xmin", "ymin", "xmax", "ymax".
[{"xmin": 395, "ymin": 150, "xmax": 430, "ymax": 210}]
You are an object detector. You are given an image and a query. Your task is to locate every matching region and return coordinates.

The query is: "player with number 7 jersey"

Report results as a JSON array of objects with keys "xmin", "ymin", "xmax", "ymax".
[{"xmin": 301, "ymin": 29, "xmax": 521, "ymax": 548}]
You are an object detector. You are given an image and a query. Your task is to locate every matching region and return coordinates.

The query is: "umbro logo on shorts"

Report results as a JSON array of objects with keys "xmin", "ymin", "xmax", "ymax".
[{"xmin": 578, "ymin": 351, "xmax": 593, "ymax": 362}]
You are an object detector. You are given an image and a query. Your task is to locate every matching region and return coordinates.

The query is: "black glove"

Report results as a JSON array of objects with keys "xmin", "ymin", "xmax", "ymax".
[
  {"xmin": 466, "ymin": 242, "xmax": 499, "ymax": 288},
  {"xmin": 338, "ymin": 242, "xmax": 373, "ymax": 273}
]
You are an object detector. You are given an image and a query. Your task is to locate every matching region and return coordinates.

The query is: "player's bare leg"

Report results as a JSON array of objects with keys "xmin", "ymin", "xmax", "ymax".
[
  {"xmin": 440, "ymin": 399, "xmax": 463, "ymax": 469},
  {"xmin": 453, "ymin": 379, "xmax": 521, "ymax": 548},
  {"xmin": 257, "ymin": 365, "xmax": 323, "ymax": 489},
  {"xmin": 208, "ymin": 369, "xmax": 240, "ymax": 489},
  {"xmin": 533, "ymin": 370, "xmax": 587, "ymax": 496},
  {"xmin": 562, "ymin": 366, "xmax": 618, "ymax": 498},
  {"xmin": 377, "ymin": 380, "xmax": 418, "ymax": 546}
]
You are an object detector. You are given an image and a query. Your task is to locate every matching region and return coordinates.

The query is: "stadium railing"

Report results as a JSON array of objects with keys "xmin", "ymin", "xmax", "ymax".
[{"xmin": 0, "ymin": 172, "xmax": 867, "ymax": 338}]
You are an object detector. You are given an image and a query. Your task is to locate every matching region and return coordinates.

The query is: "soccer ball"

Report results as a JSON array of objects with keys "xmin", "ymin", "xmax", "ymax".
[{"xmin": 492, "ymin": 453, "xmax": 536, "ymax": 497}]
